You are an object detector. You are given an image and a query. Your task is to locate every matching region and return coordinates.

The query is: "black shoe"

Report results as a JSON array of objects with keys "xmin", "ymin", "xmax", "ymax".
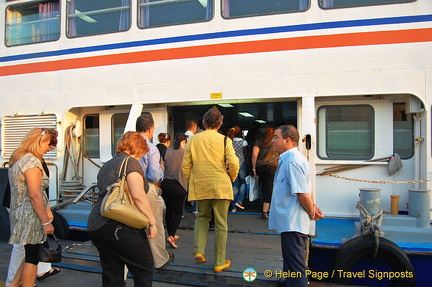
[
  {"xmin": 261, "ymin": 212, "xmax": 269, "ymax": 220},
  {"xmin": 36, "ymin": 268, "xmax": 60, "ymax": 281}
]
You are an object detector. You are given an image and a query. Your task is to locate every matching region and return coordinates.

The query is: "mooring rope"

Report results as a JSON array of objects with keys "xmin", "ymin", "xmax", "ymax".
[{"xmin": 356, "ymin": 201, "xmax": 384, "ymax": 257}]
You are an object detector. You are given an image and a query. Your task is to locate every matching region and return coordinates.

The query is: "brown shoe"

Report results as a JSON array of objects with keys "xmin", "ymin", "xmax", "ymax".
[{"xmin": 157, "ymin": 252, "xmax": 174, "ymax": 269}]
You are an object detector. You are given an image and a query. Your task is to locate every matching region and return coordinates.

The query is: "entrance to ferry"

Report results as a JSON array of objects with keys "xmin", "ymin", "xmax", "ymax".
[
  {"xmin": 169, "ymin": 101, "xmax": 298, "ymax": 136},
  {"xmin": 169, "ymin": 101, "xmax": 298, "ymax": 212}
]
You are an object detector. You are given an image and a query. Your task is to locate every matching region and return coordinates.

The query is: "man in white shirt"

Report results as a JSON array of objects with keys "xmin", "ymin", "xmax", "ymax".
[{"xmin": 184, "ymin": 120, "xmax": 197, "ymax": 139}]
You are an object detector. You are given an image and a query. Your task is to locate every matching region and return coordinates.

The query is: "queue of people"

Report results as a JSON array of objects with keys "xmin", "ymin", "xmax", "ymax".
[{"xmin": 4, "ymin": 108, "xmax": 323, "ymax": 287}]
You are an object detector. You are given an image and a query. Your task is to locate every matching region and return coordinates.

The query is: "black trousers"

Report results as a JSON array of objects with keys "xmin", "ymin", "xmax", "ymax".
[
  {"xmin": 256, "ymin": 165, "xmax": 277, "ymax": 203},
  {"xmin": 161, "ymin": 179, "xmax": 187, "ymax": 237},
  {"xmin": 280, "ymin": 231, "xmax": 308, "ymax": 287},
  {"xmin": 89, "ymin": 221, "xmax": 154, "ymax": 287}
]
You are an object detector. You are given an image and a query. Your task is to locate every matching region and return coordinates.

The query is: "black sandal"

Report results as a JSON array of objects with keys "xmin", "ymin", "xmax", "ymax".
[{"xmin": 36, "ymin": 268, "xmax": 60, "ymax": 281}]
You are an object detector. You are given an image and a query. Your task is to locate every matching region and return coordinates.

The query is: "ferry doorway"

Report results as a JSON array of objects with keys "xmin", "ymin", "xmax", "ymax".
[
  {"xmin": 170, "ymin": 101, "xmax": 297, "ymax": 136},
  {"xmin": 169, "ymin": 101, "xmax": 298, "ymax": 212}
]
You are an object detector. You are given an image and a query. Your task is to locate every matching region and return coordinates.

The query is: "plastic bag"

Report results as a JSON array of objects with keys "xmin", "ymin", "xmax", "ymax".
[{"xmin": 245, "ymin": 175, "xmax": 259, "ymax": 202}]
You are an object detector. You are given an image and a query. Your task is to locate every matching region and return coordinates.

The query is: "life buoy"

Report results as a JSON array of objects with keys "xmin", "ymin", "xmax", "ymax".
[{"xmin": 332, "ymin": 234, "xmax": 415, "ymax": 287}]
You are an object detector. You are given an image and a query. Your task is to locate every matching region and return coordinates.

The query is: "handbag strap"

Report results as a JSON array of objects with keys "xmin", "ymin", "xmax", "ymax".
[
  {"xmin": 118, "ymin": 156, "xmax": 131, "ymax": 179},
  {"xmin": 50, "ymin": 233, "xmax": 60, "ymax": 244},
  {"xmin": 224, "ymin": 136, "xmax": 229, "ymax": 171},
  {"xmin": 41, "ymin": 234, "xmax": 61, "ymax": 247}
]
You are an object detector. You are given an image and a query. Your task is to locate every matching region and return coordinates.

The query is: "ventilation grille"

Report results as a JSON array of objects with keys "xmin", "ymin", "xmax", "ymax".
[{"xmin": 2, "ymin": 114, "xmax": 58, "ymax": 160}]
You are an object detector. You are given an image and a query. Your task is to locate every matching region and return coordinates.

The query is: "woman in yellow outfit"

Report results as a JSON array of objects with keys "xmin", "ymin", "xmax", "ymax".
[{"xmin": 182, "ymin": 106, "xmax": 240, "ymax": 273}]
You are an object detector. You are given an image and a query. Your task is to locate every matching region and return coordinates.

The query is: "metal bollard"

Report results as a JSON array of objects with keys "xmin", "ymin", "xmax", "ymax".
[
  {"xmin": 359, "ymin": 188, "xmax": 381, "ymax": 222},
  {"xmin": 408, "ymin": 189, "xmax": 431, "ymax": 228}
]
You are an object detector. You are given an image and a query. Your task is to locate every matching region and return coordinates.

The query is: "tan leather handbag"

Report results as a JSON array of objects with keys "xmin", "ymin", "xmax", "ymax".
[{"xmin": 100, "ymin": 156, "xmax": 149, "ymax": 229}]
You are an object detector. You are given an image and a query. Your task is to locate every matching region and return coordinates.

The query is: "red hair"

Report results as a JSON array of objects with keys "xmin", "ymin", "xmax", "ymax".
[{"xmin": 116, "ymin": 131, "xmax": 149, "ymax": 158}]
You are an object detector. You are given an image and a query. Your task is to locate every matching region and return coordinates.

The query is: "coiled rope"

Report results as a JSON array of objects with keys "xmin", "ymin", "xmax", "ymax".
[
  {"xmin": 60, "ymin": 125, "xmax": 84, "ymax": 200},
  {"xmin": 356, "ymin": 201, "xmax": 384, "ymax": 257}
]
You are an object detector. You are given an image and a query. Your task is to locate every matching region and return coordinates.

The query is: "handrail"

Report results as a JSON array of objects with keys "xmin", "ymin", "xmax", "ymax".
[
  {"xmin": 72, "ymin": 183, "xmax": 98, "ymax": 204},
  {"xmin": 51, "ymin": 183, "xmax": 98, "ymax": 211}
]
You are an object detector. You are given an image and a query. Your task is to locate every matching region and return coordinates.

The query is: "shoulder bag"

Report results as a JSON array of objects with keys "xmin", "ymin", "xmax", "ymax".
[
  {"xmin": 100, "ymin": 156, "xmax": 149, "ymax": 229},
  {"xmin": 38, "ymin": 234, "xmax": 62, "ymax": 263}
]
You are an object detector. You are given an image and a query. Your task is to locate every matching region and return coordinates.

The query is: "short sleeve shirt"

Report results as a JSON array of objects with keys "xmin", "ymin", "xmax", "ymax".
[
  {"xmin": 87, "ymin": 152, "xmax": 146, "ymax": 232},
  {"xmin": 269, "ymin": 148, "xmax": 311, "ymax": 235}
]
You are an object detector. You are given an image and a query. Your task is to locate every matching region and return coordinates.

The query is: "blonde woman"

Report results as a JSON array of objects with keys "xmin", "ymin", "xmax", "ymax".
[{"xmin": 8, "ymin": 128, "xmax": 57, "ymax": 287}]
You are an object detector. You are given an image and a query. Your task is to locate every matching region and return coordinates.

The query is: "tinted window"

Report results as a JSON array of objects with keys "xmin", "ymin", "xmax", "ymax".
[
  {"xmin": 319, "ymin": 0, "xmax": 415, "ymax": 9},
  {"xmin": 138, "ymin": 0, "xmax": 212, "ymax": 28},
  {"xmin": 67, "ymin": 0, "xmax": 130, "ymax": 37},
  {"xmin": 6, "ymin": 0, "xmax": 60, "ymax": 46},
  {"xmin": 84, "ymin": 115, "xmax": 100, "ymax": 158},
  {"xmin": 112, "ymin": 114, "xmax": 128, "ymax": 156},
  {"xmin": 317, "ymin": 105, "xmax": 375, "ymax": 160},
  {"xmin": 222, "ymin": 0, "xmax": 309, "ymax": 18},
  {"xmin": 393, "ymin": 103, "xmax": 414, "ymax": 159}
]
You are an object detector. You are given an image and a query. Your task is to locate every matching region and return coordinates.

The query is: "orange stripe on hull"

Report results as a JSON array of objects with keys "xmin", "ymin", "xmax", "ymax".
[{"xmin": 1, "ymin": 28, "xmax": 431, "ymax": 77}]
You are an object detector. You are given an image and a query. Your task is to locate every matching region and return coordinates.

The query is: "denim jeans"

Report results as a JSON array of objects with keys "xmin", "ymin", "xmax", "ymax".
[
  {"xmin": 89, "ymin": 220, "xmax": 154, "ymax": 287},
  {"xmin": 231, "ymin": 163, "xmax": 247, "ymax": 209}
]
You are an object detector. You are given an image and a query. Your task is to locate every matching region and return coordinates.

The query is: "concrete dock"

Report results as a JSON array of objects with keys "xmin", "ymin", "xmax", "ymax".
[{"xmin": 0, "ymin": 208, "xmax": 355, "ymax": 287}]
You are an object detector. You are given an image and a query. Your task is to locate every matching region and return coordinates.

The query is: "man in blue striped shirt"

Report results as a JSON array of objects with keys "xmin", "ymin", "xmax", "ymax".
[{"xmin": 137, "ymin": 114, "xmax": 174, "ymax": 269}]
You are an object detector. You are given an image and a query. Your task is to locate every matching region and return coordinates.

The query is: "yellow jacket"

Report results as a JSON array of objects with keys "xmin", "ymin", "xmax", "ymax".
[{"xmin": 182, "ymin": 130, "xmax": 240, "ymax": 201}]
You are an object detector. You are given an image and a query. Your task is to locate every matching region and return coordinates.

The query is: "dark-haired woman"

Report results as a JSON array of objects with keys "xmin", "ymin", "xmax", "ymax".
[
  {"xmin": 156, "ymin": 132, "xmax": 171, "ymax": 161},
  {"xmin": 161, "ymin": 133, "xmax": 188, "ymax": 249},
  {"xmin": 251, "ymin": 124, "xmax": 279, "ymax": 219}
]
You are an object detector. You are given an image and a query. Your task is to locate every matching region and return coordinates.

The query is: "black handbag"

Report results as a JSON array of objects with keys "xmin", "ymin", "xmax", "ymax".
[{"xmin": 38, "ymin": 234, "xmax": 62, "ymax": 263}]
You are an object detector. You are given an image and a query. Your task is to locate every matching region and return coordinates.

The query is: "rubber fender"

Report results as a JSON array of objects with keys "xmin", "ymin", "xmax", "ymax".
[
  {"xmin": 332, "ymin": 234, "xmax": 415, "ymax": 287},
  {"xmin": 52, "ymin": 210, "xmax": 70, "ymax": 239}
]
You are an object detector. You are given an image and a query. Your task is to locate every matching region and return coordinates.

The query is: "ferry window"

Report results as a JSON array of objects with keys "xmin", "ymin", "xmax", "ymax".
[
  {"xmin": 393, "ymin": 103, "xmax": 414, "ymax": 159},
  {"xmin": 317, "ymin": 105, "xmax": 374, "ymax": 160},
  {"xmin": 319, "ymin": 0, "xmax": 415, "ymax": 9},
  {"xmin": 112, "ymin": 114, "xmax": 128, "ymax": 156},
  {"xmin": 138, "ymin": 0, "xmax": 213, "ymax": 28},
  {"xmin": 84, "ymin": 115, "xmax": 100, "ymax": 158},
  {"xmin": 5, "ymin": 0, "xmax": 60, "ymax": 46},
  {"xmin": 222, "ymin": 0, "xmax": 309, "ymax": 18},
  {"xmin": 67, "ymin": 0, "xmax": 131, "ymax": 37}
]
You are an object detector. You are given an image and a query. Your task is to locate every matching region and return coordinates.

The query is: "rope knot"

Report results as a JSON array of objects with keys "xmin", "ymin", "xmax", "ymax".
[{"xmin": 356, "ymin": 201, "xmax": 384, "ymax": 257}]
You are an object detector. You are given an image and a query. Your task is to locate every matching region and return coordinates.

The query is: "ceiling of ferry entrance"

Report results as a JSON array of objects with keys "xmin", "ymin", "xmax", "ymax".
[{"xmin": 171, "ymin": 102, "xmax": 297, "ymax": 135}]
